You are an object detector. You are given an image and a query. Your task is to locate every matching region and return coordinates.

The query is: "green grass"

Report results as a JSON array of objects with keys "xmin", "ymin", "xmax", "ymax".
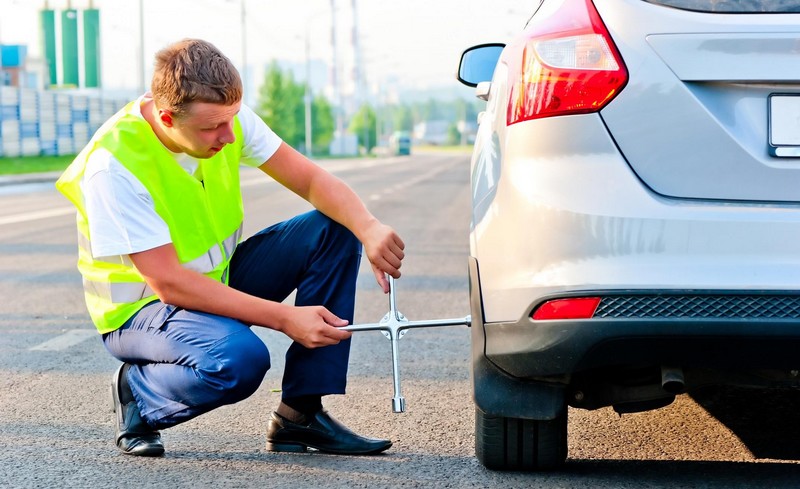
[{"xmin": 0, "ymin": 155, "xmax": 76, "ymax": 175}]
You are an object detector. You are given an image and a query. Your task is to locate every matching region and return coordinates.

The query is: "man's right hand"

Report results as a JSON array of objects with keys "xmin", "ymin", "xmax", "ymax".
[
  {"xmin": 278, "ymin": 305, "xmax": 352, "ymax": 349},
  {"xmin": 130, "ymin": 243, "xmax": 352, "ymax": 349}
]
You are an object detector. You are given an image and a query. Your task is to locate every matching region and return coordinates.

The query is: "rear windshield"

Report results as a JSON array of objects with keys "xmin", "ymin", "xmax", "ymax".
[{"xmin": 645, "ymin": 0, "xmax": 800, "ymax": 12}]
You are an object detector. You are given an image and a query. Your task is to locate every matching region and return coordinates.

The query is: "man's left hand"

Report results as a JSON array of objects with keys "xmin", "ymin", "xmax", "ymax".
[{"xmin": 362, "ymin": 222, "xmax": 405, "ymax": 293}]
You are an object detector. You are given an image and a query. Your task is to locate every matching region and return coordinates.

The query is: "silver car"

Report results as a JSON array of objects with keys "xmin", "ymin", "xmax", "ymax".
[{"xmin": 457, "ymin": 0, "xmax": 800, "ymax": 471}]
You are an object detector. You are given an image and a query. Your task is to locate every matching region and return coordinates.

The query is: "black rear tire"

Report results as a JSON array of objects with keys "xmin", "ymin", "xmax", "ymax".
[{"xmin": 475, "ymin": 406, "xmax": 567, "ymax": 471}]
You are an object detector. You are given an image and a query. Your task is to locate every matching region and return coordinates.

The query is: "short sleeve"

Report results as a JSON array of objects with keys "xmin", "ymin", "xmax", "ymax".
[
  {"xmin": 82, "ymin": 149, "xmax": 172, "ymax": 258},
  {"xmin": 238, "ymin": 104, "xmax": 283, "ymax": 167}
]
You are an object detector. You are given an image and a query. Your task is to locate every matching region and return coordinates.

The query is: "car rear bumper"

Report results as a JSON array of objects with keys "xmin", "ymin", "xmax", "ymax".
[
  {"xmin": 469, "ymin": 256, "xmax": 800, "ymax": 418},
  {"xmin": 485, "ymin": 310, "xmax": 800, "ymax": 379}
]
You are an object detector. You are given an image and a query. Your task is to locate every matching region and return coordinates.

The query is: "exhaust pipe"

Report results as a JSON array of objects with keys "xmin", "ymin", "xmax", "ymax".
[{"xmin": 661, "ymin": 366, "xmax": 685, "ymax": 394}]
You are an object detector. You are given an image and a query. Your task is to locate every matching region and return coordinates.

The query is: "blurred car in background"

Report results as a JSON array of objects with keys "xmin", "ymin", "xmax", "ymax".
[
  {"xmin": 390, "ymin": 131, "xmax": 412, "ymax": 155},
  {"xmin": 458, "ymin": 0, "xmax": 800, "ymax": 471}
]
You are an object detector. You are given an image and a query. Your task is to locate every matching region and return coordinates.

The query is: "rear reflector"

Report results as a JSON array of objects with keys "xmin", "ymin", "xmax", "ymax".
[{"xmin": 532, "ymin": 297, "xmax": 601, "ymax": 320}]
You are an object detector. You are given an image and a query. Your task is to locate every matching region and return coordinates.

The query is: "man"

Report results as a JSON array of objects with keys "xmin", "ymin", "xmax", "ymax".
[{"xmin": 56, "ymin": 39, "xmax": 404, "ymax": 457}]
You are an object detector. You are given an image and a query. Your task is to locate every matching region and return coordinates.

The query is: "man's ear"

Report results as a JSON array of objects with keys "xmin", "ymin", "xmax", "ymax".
[{"xmin": 158, "ymin": 110, "xmax": 175, "ymax": 128}]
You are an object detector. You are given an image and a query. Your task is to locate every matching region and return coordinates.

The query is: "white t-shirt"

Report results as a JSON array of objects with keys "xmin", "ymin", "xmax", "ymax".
[{"xmin": 81, "ymin": 96, "xmax": 282, "ymax": 258}]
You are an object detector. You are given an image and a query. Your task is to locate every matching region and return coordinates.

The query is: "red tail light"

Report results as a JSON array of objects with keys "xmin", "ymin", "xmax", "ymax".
[
  {"xmin": 507, "ymin": 0, "xmax": 627, "ymax": 125},
  {"xmin": 532, "ymin": 297, "xmax": 601, "ymax": 320}
]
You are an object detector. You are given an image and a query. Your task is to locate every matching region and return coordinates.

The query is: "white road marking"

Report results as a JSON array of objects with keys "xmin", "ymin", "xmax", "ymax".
[
  {"xmin": 29, "ymin": 329, "xmax": 97, "ymax": 351},
  {"xmin": 239, "ymin": 157, "xmax": 403, "ymax": 187},
  {"xmin": 369, "ymin": 157, "xmax": 464, "ymax": 200},
  {"xmin": 0, "ymin": 207, "xmax": 75, "ymax": 226},
  {"xmin": 2, "ymin": 158, "xmax": 410, "ymax": 221}
]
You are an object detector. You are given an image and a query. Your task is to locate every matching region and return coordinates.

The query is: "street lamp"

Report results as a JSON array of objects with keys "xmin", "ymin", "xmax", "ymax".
[
  {"xmin": 241, "ymin": 0, "xmax": 248, "ymax": 101},
  {"xmin": 304, "ymin": 31, "xmax": 312, "ymax": 157},
  {"xmin": 302, "ymin": 7, "xmax": 333, "ymax": 158},
  {"xmin": 139, "ymin": 0, "xmax": 146, "ymax": 94}
]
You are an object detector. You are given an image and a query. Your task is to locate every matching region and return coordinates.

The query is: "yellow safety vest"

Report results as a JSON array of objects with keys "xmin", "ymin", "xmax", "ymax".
[{"xmin": 56, "ymin": 101, "xmax": 245, "ymax": 334}]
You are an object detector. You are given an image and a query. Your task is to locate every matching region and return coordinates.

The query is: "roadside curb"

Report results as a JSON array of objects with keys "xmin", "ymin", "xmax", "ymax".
[{"xmin": 0, "ymin": 171, "xmax": 61, "ymax": 187}]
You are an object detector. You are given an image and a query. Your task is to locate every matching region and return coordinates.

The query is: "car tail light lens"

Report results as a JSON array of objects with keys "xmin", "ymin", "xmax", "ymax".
[
  {"xmin": 507, "ymin": 0, "xmax": 627, "ymax": 125},
  {"xmin": 532, "ymin": 297, "xmax": 601, "ymax": 320}
]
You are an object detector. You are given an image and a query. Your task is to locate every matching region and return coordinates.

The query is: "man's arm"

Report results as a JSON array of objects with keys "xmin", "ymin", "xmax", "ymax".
[
  {"xmin": 128, "ymin": 243, "xmax": 351, "ymax": 348},
  {"xmin": 259, "ymin": 142, "xmax": 405, "ymax": 292}
]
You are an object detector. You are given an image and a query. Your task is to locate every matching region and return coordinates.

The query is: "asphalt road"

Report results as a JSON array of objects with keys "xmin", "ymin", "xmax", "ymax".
[{"xmin": 0, "ymin": 152, "xmax": 799, "ymax": 488}]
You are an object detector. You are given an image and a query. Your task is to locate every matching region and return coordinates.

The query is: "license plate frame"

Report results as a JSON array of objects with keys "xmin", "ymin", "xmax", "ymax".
[{"xmin": 768, "ymin": 94, "xmax": 800, "ymax": 157}]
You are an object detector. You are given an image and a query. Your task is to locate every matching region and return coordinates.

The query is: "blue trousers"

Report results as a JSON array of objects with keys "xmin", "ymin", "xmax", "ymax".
[{"xmin": 102, "ymin": 210, "xmax": 361, "ymax": 429}]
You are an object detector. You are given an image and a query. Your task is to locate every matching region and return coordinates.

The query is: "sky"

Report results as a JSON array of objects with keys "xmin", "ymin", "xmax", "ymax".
[{"xmin": 0, "ymin": 0, "xmax": 536, "ymax": 104}]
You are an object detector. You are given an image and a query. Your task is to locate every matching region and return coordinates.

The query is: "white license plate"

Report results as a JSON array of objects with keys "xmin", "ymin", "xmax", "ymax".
[{"xmin": 769, "ymin": 94, "xmax": 800, "ymax": 157}]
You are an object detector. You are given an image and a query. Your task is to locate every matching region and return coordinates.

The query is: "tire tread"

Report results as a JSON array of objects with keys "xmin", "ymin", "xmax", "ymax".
[{"xmin": 475, "ymin": 407, "xmax": 567, "ymax": 471}]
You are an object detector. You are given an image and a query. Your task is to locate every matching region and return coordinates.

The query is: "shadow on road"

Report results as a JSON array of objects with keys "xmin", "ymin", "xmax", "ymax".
[
  {"xmin": 691, "ymin": 386, "xmax": 800, "ymax": 460},
  {"xmin": 565, "ymin": 459, "xmax": 799, "ymax": 488},
  {"xmin": 161, "ymin": 449, "xmax": 800, "ymax": 488}
]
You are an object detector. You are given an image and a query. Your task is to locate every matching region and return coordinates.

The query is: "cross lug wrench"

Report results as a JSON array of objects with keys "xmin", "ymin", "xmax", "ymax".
[{"xmin": 340, "ymin": 276, "xmax": 471, "ymax": 413}]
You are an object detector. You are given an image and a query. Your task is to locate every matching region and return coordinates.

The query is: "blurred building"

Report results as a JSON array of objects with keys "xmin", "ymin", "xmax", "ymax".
[
  {"xmin": 413, "ymin": 120, "xmax": 449, "ymax": 146},
  {"xmin": 0, "ymin": 45, "xmax": 39, "ymax": 89},
  {"xmin": 40, "ymin": 7, "xmax": 101, "ymax": 89},
  {"xmin": 0, "ymin": 7, "xmax": 122, "ymax": 158},
  {"xmin": 0, "ymin": 85, "xmax": 127, "ymax": 157}
]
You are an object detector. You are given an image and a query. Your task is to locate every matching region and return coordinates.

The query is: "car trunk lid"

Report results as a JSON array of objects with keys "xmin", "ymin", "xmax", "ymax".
[{"xmin": 596, "ymin": 0, "xmax": 800, "ymax": 202}]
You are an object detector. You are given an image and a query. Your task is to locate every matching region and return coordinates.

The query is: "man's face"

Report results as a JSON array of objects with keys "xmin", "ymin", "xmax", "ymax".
[{"xmin": 163, "ymin": 101, "xmax": 241, "ymax": 159}]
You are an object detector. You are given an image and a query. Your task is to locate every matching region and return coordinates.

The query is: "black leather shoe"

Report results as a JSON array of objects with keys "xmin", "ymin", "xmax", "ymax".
[
  {"xmin": 266, "ymin": 410, "xmax": 392, "ymax": 455},
  {"xmin": 111, "ymin": 364, "xmax": 164, "ymax": 457}
]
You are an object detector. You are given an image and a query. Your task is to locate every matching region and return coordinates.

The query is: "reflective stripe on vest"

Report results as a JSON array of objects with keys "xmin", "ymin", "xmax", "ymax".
[
  {"xmin": 78, "ymin": 223, "xmax": 242, "ymax": 274},
  {"xmin": 80, "ymin": 224, "xmax": 243, "ymax": 299},
  {"xmin": 183, "ymin": 224, "xmax": 242, "ymax": 273},
  {"xmin": 83, "ymin": 278, "xmax": 155, "ymax": 304}
]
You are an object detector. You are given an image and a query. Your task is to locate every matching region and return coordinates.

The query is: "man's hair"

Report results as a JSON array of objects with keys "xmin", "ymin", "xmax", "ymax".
[{"xmin": 151, "ymin": 39, "xmax": 242, "ymax": 118}]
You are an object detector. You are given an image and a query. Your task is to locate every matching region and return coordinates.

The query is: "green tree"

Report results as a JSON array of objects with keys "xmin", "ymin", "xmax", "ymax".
[
  {"xmin": 256, "ymin": 62, "xmax": 305, "ymax": 149},
  {"xmin": 446, "ymin": 123, "xmax": 461, "ymax": 146},
  {"xmin": 311, "ymin": 95, "xmax": 334, "ymax": 154},
  {"xmin": 349, "ymin": 104, "xmax": 377, "ymax": 154}
]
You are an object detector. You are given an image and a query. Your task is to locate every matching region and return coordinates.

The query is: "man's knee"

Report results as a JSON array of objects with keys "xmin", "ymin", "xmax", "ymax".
[
  {"xmin": 306, "ymin": 210, "xmax": 360, "ymax": 255},
  {"xmin": 204, "ymin": 329, "xmax": 270, "ymax": 403}
]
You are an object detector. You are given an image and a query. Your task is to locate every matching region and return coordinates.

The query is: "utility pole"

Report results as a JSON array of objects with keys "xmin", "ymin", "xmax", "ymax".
[
  {"xmin": 304, "ymin": 31, "xmax": 312, "ymax": 157},
  {"xmin": 303, "ymin": 8, "xmax": 331, "ymax": 158},
  {"xmin": 139, "ymin": 0, "xmax": 145, "ymax": 93},
  {"xmin": 240, "ymin": 0, "xmax": 248, "ymax": 103},
  {"xmin": 461, "ymin": 100, "xmax": 467, "ymax": 146},
  {"xmin": 0, "ymin": 4, "xmax": 4, "ymax": 87},
  {"xmin": 375, "ymin": 87, "xmax": 381, "ymax": 153},
  {"xmin": 330, "ymin": 0, "xmax": 344, "ymax": 150},
  {"xmin": 351, "ymin": 0, "xmax": 367, "ymax": 153}
]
